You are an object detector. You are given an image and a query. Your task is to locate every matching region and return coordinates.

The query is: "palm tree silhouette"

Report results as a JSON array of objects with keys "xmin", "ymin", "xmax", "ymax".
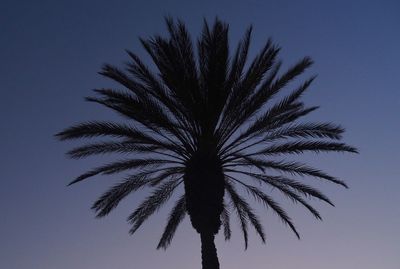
[{"xmin": 56, "ymin": 18, "xmax": 357, "ymax": 269}]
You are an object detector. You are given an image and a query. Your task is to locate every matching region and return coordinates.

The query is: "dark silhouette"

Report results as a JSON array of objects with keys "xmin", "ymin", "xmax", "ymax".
[{"xmin": 56, "ymin": 18, "xmax": 357, "ymax": 269}]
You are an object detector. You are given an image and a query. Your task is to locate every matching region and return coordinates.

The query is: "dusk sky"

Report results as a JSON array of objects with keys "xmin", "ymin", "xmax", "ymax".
[{"xmin": 1, "ymin": 0, "xmax": 399, "ymax": 268}]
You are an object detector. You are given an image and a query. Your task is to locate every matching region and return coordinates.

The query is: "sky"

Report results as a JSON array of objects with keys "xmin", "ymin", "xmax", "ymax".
[{"xmin": 1, "ymin": 0, "xmax": 399, "ymax": 268}]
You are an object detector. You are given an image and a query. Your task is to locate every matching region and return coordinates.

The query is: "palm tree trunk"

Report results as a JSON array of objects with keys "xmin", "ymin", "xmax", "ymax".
[{"xmin": 200, "ymin": 232, "xmax": 219, "ymax": 269}]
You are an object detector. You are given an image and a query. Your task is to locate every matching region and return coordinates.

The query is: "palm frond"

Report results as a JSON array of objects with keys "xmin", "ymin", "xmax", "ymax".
[
  {"xmin": 232, "ymin": 39, "xmax": 278, "ymax": 108},
  {"xmin": 220, "ymin": 105, "xmax": 320, "ymax": 158},
  {"xmin": 268, "ymin": 57, "xmax": 314, "ymax": 99},
  {"xmin": 221, "ymin": 202, "xmax": 231, "ymax": 241},
  {"xmin": 87, "ymin": 89, "xmax": 193, "ymax": 153},
  {"xmin": 254, "ymin": 141, "xmax": 358, "ymax": 156},
  {"xmin": 258, "ymin": 174, "xmax": 333, "ymax": 206},
  {"xmin": 225, "ymin": 181, "xmax": 265, "ymax": 248},
  {"xmin": 232, "ymin": 75, "xmax": 318, "ymax": 144},
  {"xmin": 197, "ymin": 18, "xmax": 229, "ymax": 130},
  {"xmin": 70, "ymin": 159, "xmax": 177, "ymax": 185},
  {"xmin": 225, "ymin": 182, "xmax": 249, "ymax": 248},
  {"xmin": 91, "ymin": 167, "xmax": 184, "ymax": 218},
  {"xmin": 139, "ymin": 23, "xmax": 200, "ymax": 121},
  {"xmin": 228, "ymin": 176, "xmax": 300, "ymax": 238},
  {"xmin": 148, "ymin": 167, "xmax": 184, "ymax": 187},
  {"xmin": 98, "ymin": 64, "xmax": 143, "ymax": 94},
  {"xmin": 225, "ymin": 158, "xmax": 347, "ymax": 187},
  {"xmin": 217, "ymin": 41, "xmax": 280, "ymax": 144},
  {"xmin": 230, "ymin": 173, "xmax": 322, "ymax": 219},
  {"xmin": 67, "ymin": 141, "xmax": 160, "ymax": 159},
  {"xmin": 263, "ymin": 123, "xmax": 345, "ymax": 141},
  {"xmin": 128, "ymin": 178, "xmax": 182, "ymax": 234},
  {"xmin": 232, "ymin": 57, "xmax": 313, "ymax": 133},
  {"xmin": 55, "ymin": 121, "xmax": 153, "ymax": 141},
  {"xmin": 219, "ymin": 57, "xmax": 313, "ymax": 147},
  {"xmin": 98, "ymin": 64, "xmax": 194, "ymax": 148},
  {"xmin": 91, "ymin": 173, "xmax": 153, "ymax": 217},
  {"xmin": 125, "ymin": 49, "xmax": 199, "ymax": 145},
  {"xmin": 157, "ymin": 194, "xmax": 186, "ymax": 249},
  {"xmin": 225, "ymin": 26, "xmax": 252, "ymax": 93}
]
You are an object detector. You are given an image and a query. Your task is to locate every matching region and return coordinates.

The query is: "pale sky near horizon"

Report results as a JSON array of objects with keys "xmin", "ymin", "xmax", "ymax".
[{"xmin": 1, "ymin": 0, "xmax": 399, "ymax": 268}]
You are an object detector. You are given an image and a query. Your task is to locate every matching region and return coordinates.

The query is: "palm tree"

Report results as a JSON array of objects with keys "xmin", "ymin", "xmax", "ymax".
[{"xmin": 56, "ymin": 18, "xmax": 357, "ymax": 269}]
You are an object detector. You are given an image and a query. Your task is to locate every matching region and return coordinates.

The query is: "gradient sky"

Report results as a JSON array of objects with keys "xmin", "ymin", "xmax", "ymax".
[{"xmin": 1, "ymin": 0, "xmax": 399, "ymax": 268}]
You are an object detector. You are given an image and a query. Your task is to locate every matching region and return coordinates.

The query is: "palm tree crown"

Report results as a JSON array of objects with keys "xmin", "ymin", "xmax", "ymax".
[{"xmin": 56, "ymin": 18, "xmax": 357, "ymax": 269}]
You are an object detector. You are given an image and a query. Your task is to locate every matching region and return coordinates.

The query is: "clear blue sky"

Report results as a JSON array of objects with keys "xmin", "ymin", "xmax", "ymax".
[{"xmin": 1, "ymin": 0, "xmax": 399, "ymax": 268}]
